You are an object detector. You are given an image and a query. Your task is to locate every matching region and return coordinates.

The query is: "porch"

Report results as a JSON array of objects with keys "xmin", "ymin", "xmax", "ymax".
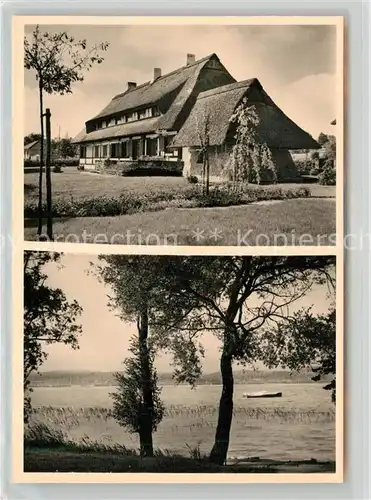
[{"xmin": 78, "ymin": 133, "xmax": 184, "ymax": 176}]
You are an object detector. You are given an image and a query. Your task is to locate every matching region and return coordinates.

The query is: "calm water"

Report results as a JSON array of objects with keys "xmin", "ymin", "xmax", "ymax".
[{"xmin": 31, "ymin": 383, "xmax": 336, "ymax": 460}]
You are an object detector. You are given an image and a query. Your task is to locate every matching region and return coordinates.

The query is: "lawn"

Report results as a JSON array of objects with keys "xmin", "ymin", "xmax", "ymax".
[
  {"xmin": 24, "ymin": 171, "xmax": 193, "ymax": 203},
  {"xmin": 24, "ymin": 446, "xmax": 335, "ymax": 473},
  {"xmin": 24, "ymin": 198, "xmax": 336, "ymax": 246},
  {"xmin": 24, "ymin": 170, "xmax": 336, "ymax": 204}
]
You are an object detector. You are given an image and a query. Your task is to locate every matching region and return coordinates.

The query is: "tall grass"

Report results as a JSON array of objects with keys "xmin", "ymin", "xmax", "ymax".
[
  {"xmin": 31, "ymin": 404, "xmax": 335, "ymax": 426},
  {"xmin": 24, "ymin": 421, "xmax": 209, "ymax": 462}
]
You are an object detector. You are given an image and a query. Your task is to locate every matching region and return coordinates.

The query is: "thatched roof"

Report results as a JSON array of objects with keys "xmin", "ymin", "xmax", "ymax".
[
  {"xmin": 24, "ymin": 140, "xmax": 39, "ymax": 150},
  {"xmin": 172, "ymin": 79, "xmax": 320, "ymax": 150},
  {"xmin": 74, "ymin": 53, "xmax": 235, "ymax": 144},
  {"xmin": 73, "ymin": 117, "xmax": 161, "ymax": 143}
]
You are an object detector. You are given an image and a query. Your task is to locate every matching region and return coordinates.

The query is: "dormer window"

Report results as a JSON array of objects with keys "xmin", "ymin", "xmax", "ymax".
[{"xmin": 138, "ymin": 109, "xmax": 147, "ymax": 120}]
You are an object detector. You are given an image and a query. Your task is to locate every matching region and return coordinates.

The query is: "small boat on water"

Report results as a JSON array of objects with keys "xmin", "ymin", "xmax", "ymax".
[{"xmin": 243, "ymin": 391, "xmax": 283, "ymax": 399}]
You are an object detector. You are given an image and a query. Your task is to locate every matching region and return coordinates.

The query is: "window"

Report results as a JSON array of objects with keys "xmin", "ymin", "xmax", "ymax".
[
  {"xmin": 110, "ymin": 143, "xmax": 119, "ymax": 158},
  {"xmin": 102, "ymin": 121, "xmax": 106, "ymax": 128},
  {"xmin": 138, "ymin": 109, "xmax": 146, "ymax": 120},
  {"xmin": 80, "ymin": 146, "xmax": 86, "ymax": 158},
  {"xmin": 121, "ymin": 142, "xmax": 129, "ymax": 158},
  {"xmin": 146, "ymin": 138, "xmax": 158, "ymax": 157},
  {"xmin": 152, "ymin": 106, "xmax": 160, "ymax": 117},
  {"xmin": 94, "ymin": 145, "xmax": 100, "ymax": 158},
  {"xmin": 102, "ymin": 145, "xmax": 108, "ymax": 157}
]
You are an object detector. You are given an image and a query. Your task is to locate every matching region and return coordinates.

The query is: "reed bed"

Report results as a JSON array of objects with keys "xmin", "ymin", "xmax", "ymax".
[{"xmin": 32, "ymin": 404, "xmax": 335, "ymax": 427}]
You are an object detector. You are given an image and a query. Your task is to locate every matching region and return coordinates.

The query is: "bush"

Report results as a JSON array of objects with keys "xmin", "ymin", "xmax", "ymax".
[
  {"xmin": 24, "ymin": 183, "xmax": 311, "ymax": 219},
  {"xmin": 294, "ymin": 158, "xmax": 313, "ymax": 176},
  {"xmin": 318, "ymin": 166, "xmax": 336, "ymax": 186},
  {"xmin": 24, "ymin": 158, "xmax": 79, "ymax": 168},
  {"xmin": 53, "ymin": 165, "xmax": 63, "ymax": 173},
  {"xmin": 187, "ymin": 175, "xmax": 199, "ymax": 184},
  {"xmin": 310, "ymin": 167, "xmax": 320, "ymax": 176}
]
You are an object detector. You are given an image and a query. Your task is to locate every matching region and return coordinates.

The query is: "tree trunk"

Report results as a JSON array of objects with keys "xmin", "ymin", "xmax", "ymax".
[
  {"xmin": 205, "ymin": 149, "xmax": 210, "ymax": 195},
  {"xmin": 37, "ymin": 80, "xmax": 44, "ymax": 237},
  {"xmin": 137, "ymin": 305, "xmax": 154, "ymax": 457},
  {"xmin": 45, "ymin": 108, "xmax": 53, "ymax": 240},
  {"xmin": 209, "ymin": 351, "xmax": 234, "ymax": 465}
]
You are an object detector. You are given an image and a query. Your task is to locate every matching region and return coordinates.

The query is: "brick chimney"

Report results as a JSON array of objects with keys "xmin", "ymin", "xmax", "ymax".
[
  {"xmin": 186, "ymin": 53, "xmax": 196, "ymax": 66},
  {"xmin": 153, "ymin": 68, "xmax": 162, "ymax": 80},
  {"xmin": 127, "ymin": 82, "xmax": 137, "ymax": 90}
]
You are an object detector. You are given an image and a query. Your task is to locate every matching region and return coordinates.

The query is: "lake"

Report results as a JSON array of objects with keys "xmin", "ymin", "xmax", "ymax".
[{"xmin": 31, "ymin": 383, "xmax": 336, "ymax": 461}]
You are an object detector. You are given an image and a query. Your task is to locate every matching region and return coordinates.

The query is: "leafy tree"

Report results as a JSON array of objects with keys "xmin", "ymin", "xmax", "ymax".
[
  {"xmin": 96, "ymin": 256, "xmax": 170, "ymax": 456},
  {"xmin": 24, "ymin": 251, "xmax": 82, "ymax": 422},
  {"xmin": 58, "ymin": 136, "xmax": 78, "ymax": 158},
  {"xmin": 317, "ymin": 132, "xmax": 329, "ymax": 146},
  {"xmin": 24, "ymin": 133, "xmax": 42, "ymax": 146},
  {"xmin": 259, "ymin": 307, "xmax": 336, "ymax": 402},
  {"xmin": 229, "ymin": 100, "xmax": 277, "ymax": 185},
  {"xmin": 97, "ymin": 255, "xmax": 335, "ymax": 465},
  {"xmin": 110, "ymin": 336, "xmax": 164, "ymax": 456},
  {"xmin": 24, "ymin": 25, "xmax": 109, "ymax": 239}
]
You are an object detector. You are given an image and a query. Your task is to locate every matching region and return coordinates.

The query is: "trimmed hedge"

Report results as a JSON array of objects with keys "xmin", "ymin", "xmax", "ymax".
[
  {"xmin": 24, "ymin": 158, "xmax": 79, "ymax": 168},
  {"xmin": 24, "ymin": 184, "xmax": 311, "ymax": 219},
  {"xmin": 93, "ymin": 159, "xmax": 184, "ymax": 177}
]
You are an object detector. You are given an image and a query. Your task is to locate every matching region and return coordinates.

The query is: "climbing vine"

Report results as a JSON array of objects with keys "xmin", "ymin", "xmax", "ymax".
[{"xmin": 228, "ymin": 99, "xmax": 277, "ymax": 185}]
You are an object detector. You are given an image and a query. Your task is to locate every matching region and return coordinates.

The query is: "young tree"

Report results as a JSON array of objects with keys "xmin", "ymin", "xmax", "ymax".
[
  {"xmin": 24, "ymin": 25, "xmax": 109, "ymax": 239},
  {"xmin": 195, "ymin": 110, "xmax": 211, "ymax": 195},
  {"xmin": 58, "ymin": 136, "xmax": 78, "ymax": 158},
  {"xmin": 111, "ymin": 336, "xmax": 164, "ymax": 456},
  {"xmin": 96, "ymin": 256, "xmax": 170, "ymax": 456},
  {"xmin": 24, "ymin": 251, "xmax": 82, "ymax": 422},
  {"xmin": 229, "ymin": 100, "xmax": 277, "ymax": 185}
]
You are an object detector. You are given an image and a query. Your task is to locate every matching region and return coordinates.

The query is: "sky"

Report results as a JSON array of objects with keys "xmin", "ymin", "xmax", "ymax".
[
  {"xmin": 40, "ymin": 254, "xmax": 334, "ymax": 374},
  {"xmin": 24, "ymin": 24, "xmax": 337, "ymax": 140}
]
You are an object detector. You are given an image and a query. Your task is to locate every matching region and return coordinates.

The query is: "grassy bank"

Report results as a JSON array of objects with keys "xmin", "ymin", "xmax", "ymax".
[
  {"xmin": 24, "ymin": 198, "xmax": 336, "ymax": 245},
  {"xmin": 24, "ymin": 447, "xmax": 336, "ymax": 473},
  {"xmin": 24, "ymin": 171, "xmax": 335, "ymax": 205},
  {"xmin": 24, "ymin": 177, "xmax": 312, "ymax": 219},
  {"xmin": 24, "ymin": 422, "xmax": 335, "ymax": 473}
]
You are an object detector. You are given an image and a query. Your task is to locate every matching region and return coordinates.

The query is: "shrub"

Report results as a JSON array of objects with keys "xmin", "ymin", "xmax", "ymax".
[
  {"xmin": 294, "ymin": 158, "xmax": 312, "ymax": 176},
  {"xmin": 53, "ymin": 165, "xmax": 63, "ymax": 173},
  {"xmin": 187, "ymin": 175, "xmax": 199, "ymax": 184},
  {"xmin": 318, "ymin": 166, "xmax": 336, "ymax": 186},
  {"xmin": 24, "ymin": 183, "xmax": 311, "ymax": 219}
]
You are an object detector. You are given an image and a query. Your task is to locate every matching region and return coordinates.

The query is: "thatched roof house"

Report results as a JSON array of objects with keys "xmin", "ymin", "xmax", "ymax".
[
  {"xmin": 24, "ymin": 139, "xmax": 41, "ymax": 161},
  {"xmin": 72, "ymin": 53, "xmax": 236, "ymax": 169},
  {"xmin": 172, "ymin": 79, "xmax": 319, "ymax": 150},
  {"xmin": 172, "ymin": 79, "xmax": 319, "ymax": 181}
]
